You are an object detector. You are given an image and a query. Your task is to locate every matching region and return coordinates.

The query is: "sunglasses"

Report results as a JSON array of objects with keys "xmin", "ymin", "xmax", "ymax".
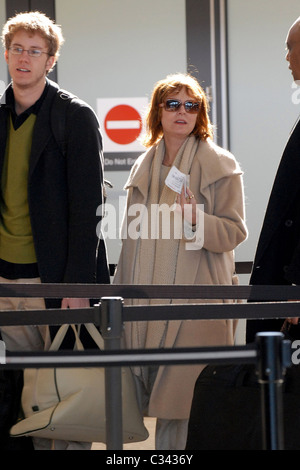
[{"xmin": 160, "ymin": 99, "xmax": 200, "ymax": 113}]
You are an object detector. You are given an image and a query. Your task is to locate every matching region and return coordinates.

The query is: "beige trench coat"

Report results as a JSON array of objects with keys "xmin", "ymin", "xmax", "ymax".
[{"xmin": 114, "ymin": 138, "xmax": 248, "ymax": 419}]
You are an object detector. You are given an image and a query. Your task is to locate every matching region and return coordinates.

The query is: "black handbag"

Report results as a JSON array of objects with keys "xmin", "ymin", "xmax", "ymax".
[{"xmin": 186, "ymin": 356, "xmax": 300, "ymax": 450}]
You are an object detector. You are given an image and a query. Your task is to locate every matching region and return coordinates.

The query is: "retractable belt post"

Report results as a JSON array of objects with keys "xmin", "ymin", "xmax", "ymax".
[
  {"xmin": 97, "ymin": 297, "xmax": 124, "ymax": 450},
  {"xmin": 255, "ymin": 331, "xmax": 291, "ymax": 450}
]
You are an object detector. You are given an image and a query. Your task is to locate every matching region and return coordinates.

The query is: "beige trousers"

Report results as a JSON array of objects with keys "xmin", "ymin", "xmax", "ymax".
[
  {"xmin": 0, "ymin": 276, "xmax": 48, "ymax": 352},
  {"xmin": 133, "ymin": 371, "xmax": 189, "ymax": 450}
]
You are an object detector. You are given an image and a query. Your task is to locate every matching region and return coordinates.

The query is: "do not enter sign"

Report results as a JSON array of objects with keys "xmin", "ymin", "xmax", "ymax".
[
  {"xmin": 97, "ymin": 97, "xmax": 148, "ymax": 153},
  {"xmin": 104, "ymin": 104, "xmax": 142, "ymax": 145}
]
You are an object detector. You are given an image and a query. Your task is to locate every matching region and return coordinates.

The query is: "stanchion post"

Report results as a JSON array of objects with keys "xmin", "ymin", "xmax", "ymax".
[
  {"xmin": 99, "ymin": 297, "xmax": 124, "ymax": 450},
  {"xmin": 255, "ymin": 331, "xmax": 291, "ymax": 450}
]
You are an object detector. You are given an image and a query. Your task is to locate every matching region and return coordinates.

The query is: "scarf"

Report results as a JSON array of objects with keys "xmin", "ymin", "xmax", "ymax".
[{"xmin": 130, "ymin": 135, "xmax": 199, "ymax": 358}]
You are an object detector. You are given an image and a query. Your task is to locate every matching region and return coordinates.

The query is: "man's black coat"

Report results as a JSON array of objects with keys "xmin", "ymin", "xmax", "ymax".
[
  {"xmin": 247, "ymin": 118, "xmax": 300, "ymax": 342},
  {"xmin": 0, "ymin": 79, "xmax": 109, "ymax": 306}
]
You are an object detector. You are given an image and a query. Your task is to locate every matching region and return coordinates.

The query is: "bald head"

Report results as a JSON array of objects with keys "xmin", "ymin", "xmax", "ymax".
[
  {"xmin": 290, "ymin": 16, "xmax": 300, "ymax": 31},
  {"xmin": 286, "ymin": 17, "xmax": 300, "ymax": 81}
]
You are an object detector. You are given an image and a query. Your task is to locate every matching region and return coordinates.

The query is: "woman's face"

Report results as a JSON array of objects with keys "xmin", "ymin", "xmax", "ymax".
[{"xmin": 160, "ymin": 87, "xmax": 198, "ymax": 142}]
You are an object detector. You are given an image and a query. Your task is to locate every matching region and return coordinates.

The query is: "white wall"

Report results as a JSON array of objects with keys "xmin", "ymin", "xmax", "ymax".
[
  {"xmin": 56, "ymin": 0, "xmax": 187, "ymax": 107},
  {"xmin": 227, "ymin": 0, "xmax": 300, "ymax": 272}
]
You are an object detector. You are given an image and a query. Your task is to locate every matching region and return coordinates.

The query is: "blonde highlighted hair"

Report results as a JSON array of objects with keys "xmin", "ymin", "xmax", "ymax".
[
  {"xmin": 2, "ymin": 11, "xmax": 64, "ymax": 61},
  {"xmin": 142, "ymin": 73, "xmax": 213, "ymax": 148}
]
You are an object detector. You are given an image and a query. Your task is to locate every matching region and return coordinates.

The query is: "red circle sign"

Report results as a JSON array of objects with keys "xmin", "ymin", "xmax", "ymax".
[{"xmin": 104, "ymin": 105, "xmax": 142, "ymax": 145}]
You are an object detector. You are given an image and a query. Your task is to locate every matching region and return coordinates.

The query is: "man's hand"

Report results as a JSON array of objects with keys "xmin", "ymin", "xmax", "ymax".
[
  {"xmin": 286, "ymin": 317, "xmax": 299, "ymax": 325},
  {"xmin": 61, "ymin": 298, "xmax": 90, "ymax": 309}
]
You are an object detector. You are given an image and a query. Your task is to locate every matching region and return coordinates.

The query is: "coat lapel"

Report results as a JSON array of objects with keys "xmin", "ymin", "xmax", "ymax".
[
  {"xmin": 0, "ymin": 105, "xmax": 8, "ymax": 174},
  {"xmin": 29, "ymin": 81, "xmax": 59, "ymax": 176},
  {"xmin": 0, "ymin": 86, "xmax": 12, "ymax": 174},
  {"xmin": 124, "ymin": 146, "xmax": 155, "ymax": 201}
]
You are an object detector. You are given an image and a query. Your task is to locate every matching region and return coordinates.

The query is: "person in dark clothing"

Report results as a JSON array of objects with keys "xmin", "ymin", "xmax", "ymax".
[
  {"xmin": 0, "ymin": 11, "xmax": 109, "ymax": 449},
  {"xmin": 246, "ymin": 16, "xmax": 300, "ymax": 343}
]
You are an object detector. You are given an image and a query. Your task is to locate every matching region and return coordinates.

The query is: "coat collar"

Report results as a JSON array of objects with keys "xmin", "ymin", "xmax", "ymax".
[
  {"xmin": 29, "ymin": 80, "xmax": 59, "ymax": 175},
  {"xmin": 196, "ymin": 139, "xmax": 242, "ymax": 189},
  {"xmin": 124, "ymin": 138, "xmax": 242, "ymax": 200},
  {"xmin": 124, "ymin": 145, "xmax": 156, "ymax": 200},
  {"xmin": 0, "ymin": 79, "xmax": 60, "ymax": 177},
  {"xmin": 0, "ymin": 102, "xmax": 9, "ymax": 172}
]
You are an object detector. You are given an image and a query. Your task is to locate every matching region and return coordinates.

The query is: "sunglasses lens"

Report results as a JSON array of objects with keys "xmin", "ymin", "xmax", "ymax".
[
  {"xmin": 163, "ymin": 100, "xmax": 200, "ymax": 113},
  {"xmin": 165, "ymin": 100, "xmax": 180, "ymax": 111},
  {"xmin": 185, "ymin": 101, "xmax": 200, "ymax": 113}
]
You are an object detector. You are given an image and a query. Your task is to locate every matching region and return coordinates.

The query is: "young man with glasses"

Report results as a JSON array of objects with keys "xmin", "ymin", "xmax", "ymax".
[{"xmin": 0, "ymin": 11, "xmax": 109, "ymax": 450}]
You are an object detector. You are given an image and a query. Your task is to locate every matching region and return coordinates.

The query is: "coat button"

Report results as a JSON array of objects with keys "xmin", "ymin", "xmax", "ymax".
[{"xmin": 285, "ymin": 219, "xmax": 293, "ymax": 227}]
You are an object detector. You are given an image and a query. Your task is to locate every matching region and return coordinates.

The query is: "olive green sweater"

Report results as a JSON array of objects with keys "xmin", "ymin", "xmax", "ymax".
[{"xmin": 0, "ymin": 114, "xmax": 37, "ymax": 264}]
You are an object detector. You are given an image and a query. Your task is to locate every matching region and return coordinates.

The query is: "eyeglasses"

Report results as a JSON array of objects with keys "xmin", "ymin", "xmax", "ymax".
[
  {"xmin": 8, "ymin": 46, "xmax": 50, "ymax": 58},
  {"xmin": 160, "ymin": 99, "xmax": 200, "ymax": 113}
]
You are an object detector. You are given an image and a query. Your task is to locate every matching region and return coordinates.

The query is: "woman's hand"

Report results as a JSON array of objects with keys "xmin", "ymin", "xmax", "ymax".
[
  {"xmin": 176, "ymin": 186, "xmax": 197, "ymax": 225},
  {"xmin": 61, "ymin": 298, "xmax": 90, "ymax": 309}
]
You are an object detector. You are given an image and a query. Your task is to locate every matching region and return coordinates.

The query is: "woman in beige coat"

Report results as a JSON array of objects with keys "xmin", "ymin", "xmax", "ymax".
[{"xmin": 114, "ymin": 73, "xmax": 248, "ymax": 450}]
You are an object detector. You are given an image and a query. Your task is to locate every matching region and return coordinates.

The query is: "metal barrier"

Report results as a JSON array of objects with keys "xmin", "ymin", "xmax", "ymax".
[{"xmin": 0, "ymin": 280, "xmax": 299, "ymax": 450}]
